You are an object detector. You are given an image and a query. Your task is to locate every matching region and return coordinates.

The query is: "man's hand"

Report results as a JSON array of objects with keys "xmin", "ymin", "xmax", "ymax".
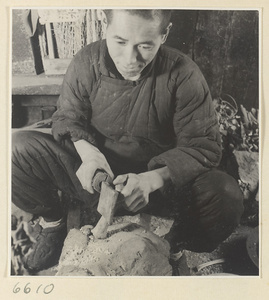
[
  {"xmin": 74, "ymin": 140, "xmax": 114, "ymax": 194},
  {"xmin": 113, "ymin": 167, "xmax": 171, "ymax": 213}
]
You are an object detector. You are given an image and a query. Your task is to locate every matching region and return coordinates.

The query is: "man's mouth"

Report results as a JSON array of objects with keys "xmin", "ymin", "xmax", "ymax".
[
  {"xmin": 118, "ymin": 62, "xmax": 145, "ymax": 72},
  {"xmin": 121, "ymin": 66, "xmax": 140, "ymax": 72}
]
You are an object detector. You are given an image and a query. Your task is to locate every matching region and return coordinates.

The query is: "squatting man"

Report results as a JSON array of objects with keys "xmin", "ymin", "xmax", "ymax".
[{"xmin": 12, "ymin": 9, "xmax": 244, "ymax": 272}]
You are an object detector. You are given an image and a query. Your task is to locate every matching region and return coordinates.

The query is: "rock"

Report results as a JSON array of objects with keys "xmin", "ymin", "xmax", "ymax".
[
  {"xmin": 53, "ymin": 265, "xmax": 90, "ymax": 276},
  {"xmin": 56, "ymin": 223, "xmax": 172, "ymax": 276},
  {"xmin": 59, "ymin": 228, "xmax": 89, "ymax": 264},
  {"xmin": 112, "ymin": 213, "xmax": 174, "ymax": 237},
  {"xmin": 234, "ymin": 150, "xmax": 259, "ymax": 194}
]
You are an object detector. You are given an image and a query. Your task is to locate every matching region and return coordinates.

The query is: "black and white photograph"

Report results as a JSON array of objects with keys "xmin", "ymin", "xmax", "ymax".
[{"xmin": 11, "ymin": 7, "xmax": 260, "ymax": 278}]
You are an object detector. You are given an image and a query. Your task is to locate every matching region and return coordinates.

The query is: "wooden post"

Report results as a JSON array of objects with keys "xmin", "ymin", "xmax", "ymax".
[{"xmin": 45, "ymin": 23, "xmax": 55, "ymax": 59}]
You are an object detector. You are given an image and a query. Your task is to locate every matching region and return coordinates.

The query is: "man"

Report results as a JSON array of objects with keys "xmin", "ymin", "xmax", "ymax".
[{"xmin": 12, "ymin": 9, "xmax": 244, "ymax": 272}]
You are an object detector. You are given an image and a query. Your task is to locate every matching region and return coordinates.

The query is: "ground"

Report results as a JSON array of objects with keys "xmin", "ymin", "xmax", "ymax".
[{"xmin": 11, "ymin": 204, "xmax": 259, "ymax": 277}]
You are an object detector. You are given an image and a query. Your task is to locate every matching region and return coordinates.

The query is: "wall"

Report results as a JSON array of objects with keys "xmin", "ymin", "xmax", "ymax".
[
  {"xmin": 12, "ymin": 10, "xmax": 36, "ymax": 75},
  {"xmin": 12, "ymin": 9, "xmax": 259, "ymax": 110},
  {"xmin": 167, "ymin": 10, "xmax": 259, "ymax": 110}
]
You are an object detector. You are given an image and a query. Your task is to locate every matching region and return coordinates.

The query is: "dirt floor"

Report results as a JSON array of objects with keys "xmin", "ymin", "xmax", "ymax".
[{"xmin": 184, "ymin": 225, "xmax": 259, "ymax": 276}]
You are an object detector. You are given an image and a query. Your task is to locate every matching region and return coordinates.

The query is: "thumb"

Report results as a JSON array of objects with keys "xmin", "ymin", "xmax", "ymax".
[
  {"xmin": 102, "ymin": 162, "xmax": 114, "ymax": 180},
  {"xmin": 113, "ymin": 174, "xmax": 129, "ymax": 186}
]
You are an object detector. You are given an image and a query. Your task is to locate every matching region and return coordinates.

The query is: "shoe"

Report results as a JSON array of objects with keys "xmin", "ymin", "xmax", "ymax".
[
  {"xmin": 169, "ymin": 250, "xmax": 190, "ymax": 276},
  {"xmin": 23, "ymin": 220, "xmax": 67, "ymax": 272}
]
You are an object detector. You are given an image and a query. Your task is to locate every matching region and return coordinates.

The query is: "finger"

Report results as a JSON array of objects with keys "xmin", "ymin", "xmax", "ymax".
[
  {"xmin": 128, "ymin": 196, "xmax": 145, "ymax": 212},
  {"xmin": 124, "ymin": 193, "xmax": 138, "ymax": 208},
  {"xmin": 84, "ymin": 169, "xmax": 96, "ymax": 194},
  {"xmin": 120, "ymin": 175, "xmax": 139, "ymax": 197},
  {"xmin": 86, "ymin": 185, "xmax": 94, "ymax": 194},
  {"xmin": 102, "ymin": 162, "xmax": 114, "ymax": 180},
  {"xmin": 113, "ymin": 174, "xmax": 129, "ymax": 185},
  {"xmin": 115, "ymin": 183, "xmax": 125, "ymax": 192},
  {"xmin": 132, "ymin": 201, "xmax": 147, "ymax": 213},
  {"xmin": 125, "ymin": 199, "xmax": 141, "ymax": 212},
  {"xmin": 120, "ymin": 182, "xmax": 135, "ymax": 197},
  {"xmin": 88, "ymin": 169, "xmax": 98, "ymax": 194}
]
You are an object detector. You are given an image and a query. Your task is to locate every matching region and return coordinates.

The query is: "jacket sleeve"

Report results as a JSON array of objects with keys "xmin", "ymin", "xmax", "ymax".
[
  {"xmin": 51, "ymin": 55, "xmax": 97, "ymax": 146},
  {"xmin": 148, "ymin": 62, "xmax": 222, "ymax": 187}
]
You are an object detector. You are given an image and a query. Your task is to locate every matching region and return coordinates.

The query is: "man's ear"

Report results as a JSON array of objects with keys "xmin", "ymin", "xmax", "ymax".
[
  {"xmin": 161, "ymin": 22, "xmax": 172, "ymax": 44},
  {"xmin": 101, "ymin": 10, "xmax": 108, "ymax": 27}
]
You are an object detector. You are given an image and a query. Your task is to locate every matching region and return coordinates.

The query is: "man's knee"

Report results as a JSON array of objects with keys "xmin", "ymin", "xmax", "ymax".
[
  {"xmin": 13, "ymin": 130, "xmax": 38, "ymax": 151},
  {"xmin": 192, "ymin": 169, "xmax": 243, "ymax": 219},
  {"xmin": 12, "ymin": 130, "xmax": 52, "ymax": 155},
  {"xmin": 13, "ymin": 131, "xmax": 29, "ymax": 150},
  {"xmin": 190, "ymin": 169, "xmax": 244, "ymax": 248}
]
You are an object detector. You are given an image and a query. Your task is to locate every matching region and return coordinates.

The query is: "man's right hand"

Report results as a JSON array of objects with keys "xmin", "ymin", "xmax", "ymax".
[{"xmin": 74, "ymin": 140, "xmax": 114, "ymax": 194}]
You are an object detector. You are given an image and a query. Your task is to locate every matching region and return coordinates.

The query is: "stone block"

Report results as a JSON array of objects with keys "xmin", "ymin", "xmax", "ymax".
[{"xmin": 56, "ymin": 222, "xmax": 172, "ymax": 276}]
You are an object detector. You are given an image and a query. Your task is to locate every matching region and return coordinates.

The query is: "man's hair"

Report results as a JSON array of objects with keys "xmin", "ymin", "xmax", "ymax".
[{"xmin": 103, "ymin": 9, "xmax": 172, "ymax": 34}]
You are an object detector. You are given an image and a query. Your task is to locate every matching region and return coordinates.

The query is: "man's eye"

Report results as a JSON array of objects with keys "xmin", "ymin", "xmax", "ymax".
[
  {"xmin": 117, "ymin": 41, "xmax": 126, "ymax": 45},
  {"xmin": 139, "ymin": 45, "xmax": 153, "ymax": 50}
]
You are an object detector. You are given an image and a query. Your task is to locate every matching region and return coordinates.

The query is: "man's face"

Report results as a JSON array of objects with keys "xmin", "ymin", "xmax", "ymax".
[{"xmin": 105, "ymin": 10, "xmax": 169, "ymax": 80}]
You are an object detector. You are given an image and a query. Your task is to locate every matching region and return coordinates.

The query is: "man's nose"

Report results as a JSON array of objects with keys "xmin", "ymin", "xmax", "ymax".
[{"xmin": 123, "ymin": 46, "xmax": 138, "ymax": 65}]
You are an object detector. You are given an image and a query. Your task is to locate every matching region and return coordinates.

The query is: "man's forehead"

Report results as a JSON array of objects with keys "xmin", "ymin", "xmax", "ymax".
[{"xmin": 110, "ymin": 10, "xmax": 162, "ymax": 25}]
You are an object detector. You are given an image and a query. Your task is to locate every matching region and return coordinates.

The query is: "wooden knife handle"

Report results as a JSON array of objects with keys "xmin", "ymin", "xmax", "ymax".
[{"xmin": 92, "ymin": 171, "xmax": 113, "ymax": 193}]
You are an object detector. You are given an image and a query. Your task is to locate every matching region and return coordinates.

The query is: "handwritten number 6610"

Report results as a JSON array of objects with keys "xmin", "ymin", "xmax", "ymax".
[{"xmin": 13, "ymin": 282, "xmax": 54, "ymax": 294}]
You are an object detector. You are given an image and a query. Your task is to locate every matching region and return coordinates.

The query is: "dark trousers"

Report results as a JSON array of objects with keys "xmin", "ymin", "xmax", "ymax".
[{"xmin": 12, "ymin": 131, "xmax": 244, "ymax": 253}]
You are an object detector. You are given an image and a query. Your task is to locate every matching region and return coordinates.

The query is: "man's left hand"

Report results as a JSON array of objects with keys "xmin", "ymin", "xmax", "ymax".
[{"xmin": 113, "ymin": 167, "xmax": 171, "ymax": 213}]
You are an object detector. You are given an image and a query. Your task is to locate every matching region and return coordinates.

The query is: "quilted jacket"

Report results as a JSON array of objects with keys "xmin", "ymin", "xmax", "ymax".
[{"xmin": 52, "ymin": 39, "xmax": 222, "ymax": 187}]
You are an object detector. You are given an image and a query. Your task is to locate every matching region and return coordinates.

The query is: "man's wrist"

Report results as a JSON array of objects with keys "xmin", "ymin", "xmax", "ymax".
[{"xmin": 142, "ymin": 167, "xmax": 171, "ymax": 193}]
